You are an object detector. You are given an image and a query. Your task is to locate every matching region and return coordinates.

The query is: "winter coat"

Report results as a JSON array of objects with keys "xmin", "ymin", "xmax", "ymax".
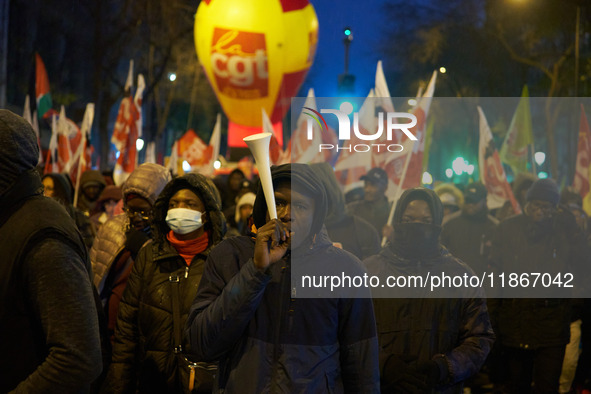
[
  {"xmin": 90, "ymin": 164, "xmax": 171, "ymax": 340},
  {"xmin": 441, "ymin": 210, "xmax": 498, "ymax": 275},
  {"xmin": 364, "ymin": 187, "xmax": 494, "ymax": 394},
  {"xmin": 186, "ymin": 232, "xmax": 380, "ymax": 393},
  {"xmin": 312, "ymin": 162, "xmax": 381, "ymax": 260},
  {"xmin": 185, "ymin": 163, "xmax": 380, "ymax": 393},
  {"xmin": 346, "ymin": 196, "xmax": 391, "ymax": 236},
  {"xmin": 364, "ymin": 246, "xmax": 495, "ymax": 394},
  {"xmin": 0, "ymin": 169, "xmax": 102, "ymax": 393},
  {"xmin": 91, "ymin": 214, "xmax": 128, "ymax": 290},
  {"xmin": 103, "ymin": 173, "xmax": 225, "ymax": 394},
  {"xmin": 489, "ymin": 213, "xmax": 585, "ymax": 349}
]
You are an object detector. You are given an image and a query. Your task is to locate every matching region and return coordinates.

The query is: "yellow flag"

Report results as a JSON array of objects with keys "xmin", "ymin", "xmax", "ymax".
[{"xmin": 500, "ymin": 85, "xmax": 534, "ymax": 175}]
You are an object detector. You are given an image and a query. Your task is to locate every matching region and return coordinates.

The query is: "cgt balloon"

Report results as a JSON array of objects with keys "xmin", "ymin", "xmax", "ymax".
[{"xmin": 194, "ymin": 0, "xmax": 318, "ymax": 148}]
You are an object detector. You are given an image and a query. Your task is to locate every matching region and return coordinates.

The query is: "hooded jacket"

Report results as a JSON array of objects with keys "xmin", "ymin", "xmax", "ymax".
[
  {"xmin": 0, "ymin": 173, "xmax": 102, "ymax": 392},
  {"xmin": 186, "ymin": 164, "xmax": 380, "ymax": 393},
  {"xmin": 90, "ymin": 163, "xmax": 172, "ymax": 291},
  {"xmin": 77, "ymin": 170, "xmax": 107, "ymax": 214},
  {"xmin": 311, "ymin": 163, "xmax": 380, "ymax": 260},
  {"xmin": 364, "ymin": 188, "xmax": 494, "ymax": 394},
  {"xmin": 104, "ymin": 173, "xmax": 225, "ymax": 394}
]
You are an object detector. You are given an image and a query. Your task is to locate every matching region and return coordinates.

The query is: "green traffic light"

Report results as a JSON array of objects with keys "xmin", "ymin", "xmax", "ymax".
[{"xmin": 344, "ymin": 29, "xmax": 351, "ymax": 36}]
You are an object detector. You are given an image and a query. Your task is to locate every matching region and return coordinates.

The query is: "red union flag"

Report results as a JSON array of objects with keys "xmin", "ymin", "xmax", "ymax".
[
  {"xmin": 478, "ymin": 106, "xmax": 520, "ymax": 212},
  {"xmin": 178, "ymin": 129, "xmax": 213, "ymax": 167},
  {"xmin": 574, "ymin": 104, "xmax": 591, "ymax": 199},
  {"xmin": 112, "ymin": 96, "xmax": 140, "ymax": 178},
  {"xmin": 211, "ymin": 28, "xmax": 268, "ymax": 99}
]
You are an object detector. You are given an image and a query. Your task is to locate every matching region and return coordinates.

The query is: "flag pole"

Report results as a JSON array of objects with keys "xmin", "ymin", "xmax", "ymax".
[
  {"xmin": 381, "ymin": 139, "xmax": 415, "ymax": 247},
  {"xmin": 73, "ymin": 138, "xmax": 87, "ymax": 208},
  {"xmin": 73, "ymin": 104, "xmax": 94, "ymax": 208}
]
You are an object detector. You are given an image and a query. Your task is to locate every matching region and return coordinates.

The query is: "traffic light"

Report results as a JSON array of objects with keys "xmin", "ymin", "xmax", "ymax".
[{"xmin": 344, "ymin": 27, "xmax": 351, "ymax": 37}]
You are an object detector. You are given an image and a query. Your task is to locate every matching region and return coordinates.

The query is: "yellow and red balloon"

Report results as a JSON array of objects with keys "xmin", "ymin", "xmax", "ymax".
[{"xmin": 194, "ymin": 0, "xmax": 318, "ymax": 147}]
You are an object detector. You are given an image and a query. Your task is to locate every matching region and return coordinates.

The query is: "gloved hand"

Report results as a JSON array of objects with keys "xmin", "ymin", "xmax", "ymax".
[
  {"xmin": 381, "ymin": 355, "xmax": 428, "ymax": 394},
  {"xmin": 417, "ymin": 356, "xmax": 449, "ymax": 388}
]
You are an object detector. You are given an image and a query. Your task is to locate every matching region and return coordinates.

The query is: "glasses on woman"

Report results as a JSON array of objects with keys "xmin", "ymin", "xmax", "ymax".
[{"xmin": 124, "ymin": 207, "xmax": 152, "ymax": 221}]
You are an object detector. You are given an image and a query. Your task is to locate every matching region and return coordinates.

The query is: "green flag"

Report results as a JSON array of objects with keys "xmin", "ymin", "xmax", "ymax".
[{"xmin": 500, "ymin": 85, "xmax": 534, "ymax": 175}]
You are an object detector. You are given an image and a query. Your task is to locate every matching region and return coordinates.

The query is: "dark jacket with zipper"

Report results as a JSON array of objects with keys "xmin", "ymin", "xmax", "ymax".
[
  {"xmin": 185, "ymin": 163, "xmax": 380, "ymax": 393},
  {"xmin": 489, "ymin": 212, "xmax": 585, "ymax": 349},
  {"xmin": 103, "ymin": 174, "xmax": 225, "ymax": 394},
  {"xmin": 364, "ymin": 187, "xmax": 494, "ymax": 394},
  {"xmin": 441, "ymin": 209, "xmax": 498, "ymax": 275},
  {"xmin": 364, "ymin": 246, "xmax": 495, "ymax": 394},
  {"xmin": 186, "ymin": 231, "xmax": 380, "ymax": 393}
]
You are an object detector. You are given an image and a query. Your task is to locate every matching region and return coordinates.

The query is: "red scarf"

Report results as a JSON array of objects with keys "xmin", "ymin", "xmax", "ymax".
[{"xmin": 166, "ymin": 230, "xmax": 209, "ymax": 266}]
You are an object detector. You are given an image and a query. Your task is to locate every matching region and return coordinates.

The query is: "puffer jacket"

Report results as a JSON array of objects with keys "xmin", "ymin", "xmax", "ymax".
[
  {"xmin": 185, "ymin": 164, "xmax": 380, "ymax": 393},
  {"xmin": 91, "ymin": 214, "xmax": 128, "ymax": 290},
  {"xmin": 103, "ymin": 173, "xmax": 225, "ymax": 394},
  {"xmin": 90, "ymin": 163, "xmax": 171, "ymax": 291}
]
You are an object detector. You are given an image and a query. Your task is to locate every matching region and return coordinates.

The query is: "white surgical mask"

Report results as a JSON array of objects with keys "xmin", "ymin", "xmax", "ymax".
[{"xmin": 165, "ymin": 208, "xmax": 203, "ymax": 235}]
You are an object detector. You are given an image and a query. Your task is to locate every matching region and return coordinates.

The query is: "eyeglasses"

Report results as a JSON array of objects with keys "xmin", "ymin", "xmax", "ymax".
[
  {"xmin": 529, "ymin": 201, "xmax": 555, "ymax": 213},
  {"xmin": 124, "ymin": 207, "xmax": 152, "ymax": 220}
]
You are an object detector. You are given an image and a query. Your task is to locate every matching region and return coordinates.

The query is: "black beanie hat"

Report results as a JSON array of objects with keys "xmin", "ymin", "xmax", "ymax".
[
  {"xmin": 526, "ymin": 179, "xmax": 560, "ymax": 205},
  {"xmin": 0, "ymin": 110, "xmax": 39, "ymax": 195}
]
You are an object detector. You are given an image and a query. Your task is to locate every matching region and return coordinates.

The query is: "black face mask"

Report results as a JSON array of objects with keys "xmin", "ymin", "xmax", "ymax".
[{"xmin": 391, "ymin": 222, "xmax": 442, "ymax": 259}]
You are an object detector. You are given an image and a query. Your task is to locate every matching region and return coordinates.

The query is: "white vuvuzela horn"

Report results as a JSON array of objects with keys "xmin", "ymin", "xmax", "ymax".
[{"xmin": 243, "ymin": 132, "xmax": 277, "ymax": 220}]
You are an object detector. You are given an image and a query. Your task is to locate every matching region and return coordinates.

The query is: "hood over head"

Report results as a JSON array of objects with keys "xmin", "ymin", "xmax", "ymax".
[
  {"xmin": 252, "ymin": 163, "xmax": 328, "ymax": 237},
  {"xmin": 310, "ymin": 162, "xmax": 346, "ymax": 224},
  {"xmin": 80, "ymin": 170, "xmax": 107, "ymax": 189},
  {"xmin": 42, "ymin": 173, "xmax": 74, "ymax": 205},
  {"xmin": 0, "ymin": 110, "xmax": 40, "ymax": 196},
  {"xmin": 391, "ymin": 187, "xmax": 444, "ymax": 260},
  {"xmin": 153, "ymin": 173, "xmax": 225, "ymax": 246},
  {"xmin": 122, "ymin": 163, "xmax": 171, "ymax": 207},
  {"xmin": 393, "ymin": 187, "xmax": 444, "ymax": 226}
]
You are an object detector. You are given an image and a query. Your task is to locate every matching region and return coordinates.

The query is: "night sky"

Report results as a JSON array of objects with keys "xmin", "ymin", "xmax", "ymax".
[{"xmin": 303, "ymin": 0, "xmax": 388, "ymax": 98}]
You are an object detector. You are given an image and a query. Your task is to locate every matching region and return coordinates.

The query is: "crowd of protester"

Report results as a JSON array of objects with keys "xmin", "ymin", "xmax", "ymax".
[{"xmin": 2, "ymin": 108, "xmax": 591, "ymax": 393}]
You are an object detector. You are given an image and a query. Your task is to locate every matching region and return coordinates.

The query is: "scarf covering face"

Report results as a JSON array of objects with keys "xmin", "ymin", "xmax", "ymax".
[{"xmin": 391, "ymin": 188, "xmax": 443, "ymax": 260}]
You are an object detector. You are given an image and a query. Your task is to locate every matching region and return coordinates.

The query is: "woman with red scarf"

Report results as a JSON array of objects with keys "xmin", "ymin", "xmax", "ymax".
[{"xmin": 103, "ymin": 173, "xmax": 225, "ymax": 394}]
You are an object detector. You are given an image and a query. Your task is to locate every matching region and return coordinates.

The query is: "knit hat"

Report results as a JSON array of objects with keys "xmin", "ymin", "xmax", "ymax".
[
  {"xmin": 526, "ymin": 179, "xmax": 560, "ymax": 205},
  {"xmin": 235, "ymin": 192, "xmax": 256, "ymax": 224},
  {"xmin": 0, "ymin": 110, "xmax": 39, "ymax": 195}
]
